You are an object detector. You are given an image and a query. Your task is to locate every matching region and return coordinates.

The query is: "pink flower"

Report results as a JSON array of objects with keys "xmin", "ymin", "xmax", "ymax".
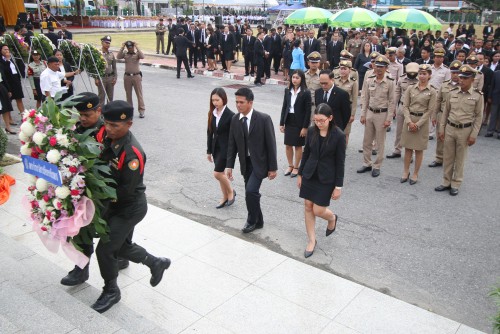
[
  {"xmin": 56, "ymin": 201, "xmax": 62, "ymax": 209},
  {"xmin": 60, "ymin": 150, "xmax": 68, "ymax": 156},
  {"xmin": 46, "ymin": 210, "xmax": 51, "ymax": 219},
  {"xmin": 29, "ymin": 110, "xmax": 36, "ymax": 118},
  {"xmin": 49, "ymin": 137, "xmax": 57, "ymax": 146},
  {"xmin": 31, "ymin": 201, "xmax": 39, "ymax": 209},
  {"xmin": 43, "ymin": 194, "xmax": 50, "ymax": 202},
  {"xmin": 34, "ymin": 117, "xmax": 40, "ymax": 124},
  {"xmin": 28, "ymin": 186, "xmax": 35, "ymax": 192},
  {"xmin": 41, "ymin": 226, "xmax": 47, "ymax": 231},
  {"xmin": 70, "ymin": 189, "xmax": 80, "ymax": 196}
]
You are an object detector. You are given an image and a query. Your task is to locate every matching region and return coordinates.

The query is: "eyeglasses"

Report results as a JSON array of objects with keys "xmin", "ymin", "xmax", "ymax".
[{"xmin": 314, "ymin": 118, "xmax": 329, "ymax": 124}]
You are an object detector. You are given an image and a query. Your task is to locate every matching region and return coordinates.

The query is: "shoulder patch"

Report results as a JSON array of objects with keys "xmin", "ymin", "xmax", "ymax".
[
  {"xmin": 400, "ymin": 74, "xmax": 406, "ymax": 77},
  {"xmin": 477, "ymin": 72, "xmax": 483, "ymax": 76},
  {"xmin": 350, "ymin": 68, "xmax": 357, "ymax": 72},
  {"xmin": 443, "ymin": 64, "xmax": 449, "ymax": 68},
  {"xmin": 443, "ymin": 79, "xmax": 450, "ymax": 83},
  {"xmin": 352, "ymin": 77, "xmax": 357, "ymax": 81},
  {"xmin": 334, "ymin": 76, "xmax": 340, "ymax": 80},
  {"xmin": 128, "ymin": 159, "xmax": 140, "ymax": 171},
  {"xmin": 368, "ymin": 74, "xmax": 376, "ymax": 78},
  {"xmin": 474, "ymin": 88, "xmax": 483, "ymax": 95},
  {"xmin": 387, "ymin": 77, "xmax": 395, "ymax": 80},
  {"xmin": 333, "ymin": 66, "xmax": 339, "ymax": 70},
  {"xmin": 430, "ymin": 84, "xmax": 437, "ymax": 89},
  {"xmin": 450, "ymin": 86, "xmax": 460, "ymax": 91}
]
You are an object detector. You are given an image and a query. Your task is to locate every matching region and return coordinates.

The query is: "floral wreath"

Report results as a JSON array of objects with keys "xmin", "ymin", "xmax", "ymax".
[
  {"xmin": 19, "ymin": 98, "xmax": 116, "ymax": 266},
  {"xmin": 59, "ymin": 40, "xmax": 107, "ymax": 79}
]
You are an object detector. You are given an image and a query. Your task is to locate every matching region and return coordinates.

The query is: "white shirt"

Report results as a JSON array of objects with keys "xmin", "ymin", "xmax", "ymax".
[
  {"xmin": 322, "ymin": 85, "xmax": 334, "ymax": 102},
  {"xmin": 212, "ymin": 105, "xmax": 226, "ymax": 127},
  {"xmin": 40, "ymin": 68, "xmax": 66, "ymax": 97},
  {"xmin": 491, "ymin": 62, "xmax": 498, "ymax": 72},
  {"xmin": 289, "ymin": 87, "xmax": 301, "ymax": 114},
  {"xmin": 2, "ymin": 57, "xmax": 17, "ymax": 75}
]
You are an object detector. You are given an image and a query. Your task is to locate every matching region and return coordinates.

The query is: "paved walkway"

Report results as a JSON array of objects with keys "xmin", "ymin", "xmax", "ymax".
[{"xmin": 0, "ymin": 162, "xmax": 485, "ymax": 333}]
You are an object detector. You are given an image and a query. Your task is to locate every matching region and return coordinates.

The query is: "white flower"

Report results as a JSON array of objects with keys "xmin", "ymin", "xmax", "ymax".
[
  {"xmin": 36, "ymin": 178, "xmax": 49, "ymax": 192},
  {"xmin": 22, "ymin": 109, "xmax": 31, "ymax": 119},
  {"xmin": 39, "ymin": 200, "xmax": 47, "ymax": 211},
  {"xmin": 20, "ymin": 144, "xmax": 32, "ymax": 156},
  {"xmin": 42, "ymin": 216, "xmax": 50, "ymax": 225},
  {"xmin": 28, "ymin": 174, "xmax": 37, "ymax": 185},
  {"xmin": 19, "ymin": 131, "xmax": 31, "ymax": 143},
  {"xmin": 46, "ymin": 149, "xmax": 61, "ymax": 164},
  {"xmin": 56, "ymin": 133, "xmax": 70, "ymax": 148},
  {"xmin": 32, "ymin": 132, "xmax": 47, "ymax": 146},
  {"xmin": 20, "ymin": 122, "xmax": 36, "ymax": 137},
  {"xmin": 55, "ymin": 186, "xmax": 71, "ymax": 199}
]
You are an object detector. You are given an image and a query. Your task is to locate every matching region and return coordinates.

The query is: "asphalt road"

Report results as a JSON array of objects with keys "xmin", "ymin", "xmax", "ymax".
[{"xmin": 7, "ymin": 64, "xmax": 499, "ymax": 332}]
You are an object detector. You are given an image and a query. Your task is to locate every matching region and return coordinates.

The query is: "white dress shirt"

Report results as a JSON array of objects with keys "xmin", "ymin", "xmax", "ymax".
[
  {"xmin": 40, "ymin": 68, "xmax": 66, "ymax": 97},
  {"xmin": 212, "ymin": 105, "xmax": 226, "ymax": 127},
  {"xmin": 289, "ymin": 87, "xmax": 301, "ymax": 114}
]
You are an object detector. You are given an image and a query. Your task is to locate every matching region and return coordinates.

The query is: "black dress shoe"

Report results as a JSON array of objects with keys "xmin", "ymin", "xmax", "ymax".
[
  {"xmin": 188, "ymin": 75, "xmax": 195, "ymax": 78},
  {"xmin": 372, "ymin": 150, "xmax": 377, "ymax": 156},
  {"xmin": 429, "ymin": 135, "xmax": 434, "ymax": 140},
  {"xmin": 386, "ymin": 152, "xmax": 401, "ymax": 158},
  {"xmin": 435, "ymin": 185, "xmax": 451, "ymax": 192},
  {"xmin": 304, "ymin": 240, "xmax": 317, "ymax": 258},
  {"xmin": 450, "ymin": 188, "xmax": 459, "ymax": 196},
  {"xmin": 358, "ymin": 149, "xmax": 363, "ymax": 153},
  {"xmin": 60, "ymin": 264, "xmax": 89, "ymax": 286},
  {"xmin": 216, "ymin": 200, "xmax": 228, "ymax": 209},
  {"xmin": 357, "ymin": 166, "xmax": 372, "ymax": 173},
  {"xmin": 400, "ymin": 173, "xmax": 410, "ymax": 183},
  {"xmin": 91, "ymin": 280, "xmax": 121, "ymax": 313},
  {"xmin": 118, "ymin": 258, "xmax": 129, "ymax": 270},
  {"xmin": 149, "ymin": 257, "xmax": 171, "ymax": 287},
  {"xmin": 284, "ymin": 166, "xmax": 293, "ymax": 176},
  {"xmin": 409, "ymin": 178, "xmax": 418, "ymax": 185},
  {"xmin": 428, "ymin": 161, "xmax": 442, "ymax": 167},
  {"xmin": 326, "ymin": 214, "xmax": 337, "ymax": 236},
  {"xmin": 386, "ymin": 126, "xmax": 391, "ymax": 132},
  {"xmin": 371, "ymin": 169, "xmax": 380, "ymax": 177},
  {"xmin": 242, "ymin": 222, "xmax": 256, "ymax": 233},
  {"xmin": 226, "ymin": 190, "xmax": 236, "ymax": 207}
]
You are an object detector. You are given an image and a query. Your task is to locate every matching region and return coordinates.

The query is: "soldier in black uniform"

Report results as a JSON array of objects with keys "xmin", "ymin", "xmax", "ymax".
[{"xmin": 91, "ymin": 100, "xmax": 171, "ymax": 313}]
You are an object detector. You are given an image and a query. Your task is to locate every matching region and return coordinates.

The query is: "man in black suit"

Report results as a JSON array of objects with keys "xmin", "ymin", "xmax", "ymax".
[
  {"xmin": 174, "ymin": 28, "xmax": 194, "ymax": 79},
  {"xmin": 303, "ymin": 29, "xmax": 320, "ymax": 69},
  {"xmin": 314, "ymin": 70, "xmax": 351, "ymax": 131},
  {"xmin": 262, "ymin": 28, "xmax": 272, "ymax": 79},
  {"xmin": 270, "ymin": 28, "xmax": 282, "ymax": 75},
  {"xmin": 396, "ymin": 47, "xmax": 411, "ymax": 71},
  {"xmin": 483, "ymin": 22, "xmax": 494, "ymax": 40},
  {"xmin": 45, "ymin": 26, "xmax": 59, "ymax": 47},
  {"xmin": 226, "ymin": 88, "xmax": 278, "ymax": 234},
  {"xmin": 186, "ymin": 24, "xmax": 198, "ymax": 68},
  {"xmin": 370, "ymin": 36, "xmax": 385, "ymax": 55},
  {"xmin": 195, "ymin": 22, "xmax": 207, "ymax": 68},
  {"xmin": 327, "ymin": 32, "xmax": 343, "ymax": 69},
  {"xmin": 166, "ymin": 18, "xmax": 176, "ymax": 55},
  {"xmin": 486, "ymin": 70, "xmax": 500, "ymax": 138},
  {"xmin": 254, "ymin": 32, "xmax": 265, "ymax": 86},
  {"xmin": 242, "ymin": 28, "xmax": 256, "ymax": 76},
  {"xmin": 416, "ymin": 46, "xmax": 434, "ymax": 65}
]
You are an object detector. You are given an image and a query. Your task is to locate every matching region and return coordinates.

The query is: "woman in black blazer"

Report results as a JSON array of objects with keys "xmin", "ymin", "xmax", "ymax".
[
  {"xmin": 279, "ymin": 69, "xmax": 311, "ymax": 177},
  {"xmin": 0, "ymin": 44, "xmax": 25, "ymax": 128},
  {"xmin": 207, "ymin": 88, "xmax": 236, "ymax": 209},
  {"xmin": 297, "ymin": 103, "xmax": 346, "ymax": 258},
  {"xmin": 406, "ymin": 38, "xmax": 420, "ymax": 62},
  {"xmin": 221, "ymin": 27, "xmax": 236, "ymax": 73}
]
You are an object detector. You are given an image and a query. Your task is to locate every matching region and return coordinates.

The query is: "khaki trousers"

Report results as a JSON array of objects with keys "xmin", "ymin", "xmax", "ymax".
[
  {"xmin": 97, "ymin": 76, "xmax": 115, "ymax": 106},
  {"xmin": 434, "ymin": 111, "xmax": 444, "ymax": 163},
  {"xmin": 393, "ymin": 105, "xmax": 404, "ymax": 154},
  {"xmin": 124, "ymin": 75, "xmax": 145, "ymax": 114},
  {"xmin": 363, "ymin": 111, "xmax": 387, "ymax": 169},
  {"xmin": 442, "ymin": 126, "xmax": 471, "ymax": 188},
  {"xmin": 156, "ymin": 35, "xmax": 165, "ymax": 53}
]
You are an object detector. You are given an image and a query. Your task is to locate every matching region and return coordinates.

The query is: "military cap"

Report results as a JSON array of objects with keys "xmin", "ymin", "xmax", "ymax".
[
  {"xmin": 458, "ymin": 64, "xmax": 477, "ymax": 77},
  {"xmin": 374, "ymin": 55, "xmax": 390, "ymax": 67},
  {"xmin": 32, "ymin": 50, "xmax": 40, "ymax": 56},
  {"xmin": 405, "ymin": 62, "xmax": 419, "ymax": 73},
  {"xmin": 307, "ymin": 51, "xmax": 321, "ymax": 63},
  {"xmin": 466, "ymin": 55, "xmax": 478, "ymax": 64},
  {"xmin": 74, "ymin": 92, "xmax": 99, "ymax": 112},
  {"xmin": 419, "ymin": 63, "xmax": 432, "ymax": 72},
  {"xmin": 102, "ymin": 100, "xmax": 134, "ymax": 121},
  {"xmin": 449, "ymin": 60, "xmax": 462, "ymax": 72},
  {"xmin": 101, "ymin": 35, "xmax": 112, "ymax": 42},
  {"xmin": 433, "ymin": 47, "xmax": 446, "ymax": 57},
  {"xmin": 386, "ymin": 47, "xmax": 397, "ymax": 54},
  {"xmin": 340, "ymin": 50, "xmax": 353, "ymax": 59},
  {"xmin": 370, "ymin": 51, "xmax": 380, "ymax": 60},
  {"xmin": 125, "ymin": 40, "xmax": 134, "ymax": 47},
  {"xmin": 339, "ymin": 60, "xmax": 352, "ymax": 68}
]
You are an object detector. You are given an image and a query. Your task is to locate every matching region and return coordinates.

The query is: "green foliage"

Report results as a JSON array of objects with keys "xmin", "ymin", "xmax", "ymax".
[
  {"xmin": 0, "ymin": 127, "xmax": 7, "ymax": 162},
  {"xmin": 3, "ymin": 33, "xmax": 29, "ymax": 62},
  {"xmin": 491, "ymin": 285, "xmax": 500, "ymax": 333},
  {"xmin": 31, "ymin": 34, "xmax": 56, "ymax": 60}
]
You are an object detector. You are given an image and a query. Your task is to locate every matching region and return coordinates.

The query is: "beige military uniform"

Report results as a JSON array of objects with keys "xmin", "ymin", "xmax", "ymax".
[
  {"xmin": 472, "ymin": 71, "xmax": 484, "ymax": 91},
  {"xmin": 155, "ymin": 23, "xmax": 167, "ymax": 54},
  {"xmin": 400, "ymin": 83, "xmax": 437, "ymax": 150},
  {"xmin": 336, "ymin": 75, "xmax": 358, "ymax": 136},
  {"xmin": 439, "ymin": 86, "xmax": 483, "ymax": 188},
  {"xmin": 97, "ymin": 50, "xmax": 117, "ymax": 105},
  {"xmin": 429, "ymin": 64, "xmax": 451, "ymax": 90},
  {"xmin": 347, "ymin": 38, "xmax": 362, "ymax": 59},
  {"xmin": 387, "ymin": 61, "xmax": 403, "ymax": 83},
  {"xmin": 305, "ymin": 69, "xmax": 321, "ymax": 120},
  {"xmin": 27, "ymin": 61, "xmax": 47, "ymax": 100},
  {"xmin": 333, "ymin": 67, "xmax": 358, "ymax": 82},
  {"xmin": 392, "ymin": 74, "xmax": 418, "ymax": 154},
  {"xmin": 433, "ymin": 80, "xmax": 458, "ymax": 163},
  {"xmin": 361, "ymin": 75, "xmax": 396, "ymax": 169},
  {"xmin": 117, "ymin": 47, "xmax": 145, "ymax": 115}
]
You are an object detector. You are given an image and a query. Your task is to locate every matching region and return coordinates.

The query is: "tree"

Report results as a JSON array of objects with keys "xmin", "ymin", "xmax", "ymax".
[{"xmin": 134, "ymin": 0, "xmax": 141, "ymax": 15}]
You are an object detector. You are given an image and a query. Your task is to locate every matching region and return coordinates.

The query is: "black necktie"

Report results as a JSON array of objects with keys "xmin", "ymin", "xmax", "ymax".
[
  {"xmin": 323, "ymin": 91, "xmax": 328, "ymax": 103},
  {"xmin": 242, "ymin": 117, "xmax": 249, "ymax": 156}
]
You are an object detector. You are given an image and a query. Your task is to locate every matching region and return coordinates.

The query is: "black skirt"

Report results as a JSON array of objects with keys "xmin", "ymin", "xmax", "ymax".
[
  {"xmin": 0, "ymin": 84, "xmax": 13, "ymax": 113},
  {"xmin": 33, "ymin": 77, "xmax": 43, "ymax": 102},
  {"xmin": 284, "ymin": 113, "xmax": 305, "ymax": 147},
  {"xmin": 299, "ymin": 172, "xmax": 335, "ymax": 207},
  {"xmin": 212, "ymin": 145, "xmax": 227, "ymax": 173},
  {"xmin": 9, "ymin": 74, "xmax": 24, "ymax": 100}
]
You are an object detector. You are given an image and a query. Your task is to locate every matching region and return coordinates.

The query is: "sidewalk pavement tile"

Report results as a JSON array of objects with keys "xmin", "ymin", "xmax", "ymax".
[
  {"xmin": 320, "ymin": 321, "xmax": 362, "ymax": 333},
  {"xmin": 254, "ymin": 258, "xmax": 364, "ymax": 319},
  {"xmin": 0, "ymin": 314, "xmax": 19, "ymax": 334},
  {"xmin": 145, "ymin": 255, "xmax": 249, "ymax": 316},
  {"xmin": 189, "ymin": 234, "xmax": 287, "ymax": 283},
  {"xmin": 334, "ymin": 287, "xmax": 462, "ymax": 334},
  {"xmin": 206, "ymin": 285, "xmax": 331, "ymax": 334},
  {"xmin": 179, "ymin": 317, "xmax": 235, "ymax": 334},
  {"xmin": 120, "ymin": 281, "xmax": 200, "ymax": 333},
  {"xmin": 135, "ymin": 213, "xmax": 224, "ymax": 254},
  {"xmin": 456, "ymin": 324, "xmax": 489, "ymax": 334},
  {"xmin": 0, "ymin": 211, "xmax": 32, "ymax": 237}
]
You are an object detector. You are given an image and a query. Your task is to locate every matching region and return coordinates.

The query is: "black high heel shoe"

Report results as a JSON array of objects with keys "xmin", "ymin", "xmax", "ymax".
[
  {"xmin": 304, "ymin": 240, "xmax": 317, "ymax": 258},
  {"xmin": 409, "ymin": 177, "xmax": 418, "ymax": 185},
  {"xmin": 216, "ymin": 200, "xmax": 228, "ymax": 209},
  {"xmin": 226, "ymin": 190, "xmax": 236, "ymax": 207},
  {"xmin": 5, "ymin": 128, "xmax": 16, "ymax": 135},
  {"xmin": 400, "ymin": 172, "xmax": 410, "ymax": 183},
  {"xmin": 284, "ymin": 166, "xmax": 293, "ymax": 176},
  {"xmin": 290, "ymin": 167, "xmax": 299, "ymax": 178},
  {"xmin": 326, "ymin": 214, "xmax": 337, "ymax": 236}
]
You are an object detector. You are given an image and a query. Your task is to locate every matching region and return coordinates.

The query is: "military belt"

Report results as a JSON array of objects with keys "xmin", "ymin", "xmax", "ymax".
[
  {"xmin": 410, "ymin": 112, "xmax": 424, "ymax": 116},
  {"xmin": 447, "ymin": 120, "xmax": 472, "ymax": 129},
  {"xmin": 369, "ymin": 107, "xmax": 388, "ymax": 113}
]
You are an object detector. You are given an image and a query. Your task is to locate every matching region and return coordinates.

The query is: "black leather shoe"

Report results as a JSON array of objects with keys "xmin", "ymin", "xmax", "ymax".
[
  {"xmin": 428, "ymin": 161, "xmax": 443, "ymax": 167},
  {"xmin": 357, "ymin": 166, "xmax": 372, "ymax": 173},
  {"xmin": 304, "ymin": 240, "xmax": 317, "ymax": 258},
  {"xmin": 450, "ymin": 188, "xmax": 459, "ymax": 196},
  {"xmin": 409, "ymin": 178, "xmax": 418, "ymax": 185},
  {"xmin": 435, "ymin": 185, "xmax": 451, "ymax": 192},
  {"xmin": 91, "ymin": 282, "xmax": 121, "ymax": 313},
  {"xmin": 60, "ymin": 264, "xmax": 89, "ymax": 286},
  {"xmin": 358, "ymin": 149, "xmax": 363, "ymax": 153},
  {"xmin": 372, "ymin": 150, "xmax": 377, "ymax": 156},
  {"xmin": 429, "ymin": 135, "xmax": 434, "ymax": 140},
  {"xmin": 216, "ymin": 200, "xmax": 228, "ymax": 209},
  {"xmin": 400, "ymin": 173, "xmax": 410, "ymax": 183},
  {"xmin": 386, "ymin": 152, "xmax": 401, "ymax": 158},
  {"xmin": 226, "ymin": 190, "xmax": 236, "ymax": 207},
  {"xmin": 242, "ymin": 222, "xmax": 257, "ymax": 233},
  {"xmin": 188, "ymin": 75, "xmax": 195, "ymax": 78},
  {"xmin": 118, "ymin": 258, "xmax": 129, "ymax": 270},
  {"xmin": 386, "ymin": 126, "xmax": 391, "ymax": 132},
  {"xmin": 371, "ymin": 169, "xmax": 380, "ymax": 177},
  {"xmin": 326, "ymin": 214, "xmax": 337, "ymax": 236},
  {"xmin": 150, "ymin": 257, "xmax": 171, "ymax": 287}
]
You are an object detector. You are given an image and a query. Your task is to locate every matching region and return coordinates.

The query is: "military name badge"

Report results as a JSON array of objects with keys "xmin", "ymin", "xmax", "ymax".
[{"xmin": 129, "ymin": 159, "xmax": 140, "ymax": 170}]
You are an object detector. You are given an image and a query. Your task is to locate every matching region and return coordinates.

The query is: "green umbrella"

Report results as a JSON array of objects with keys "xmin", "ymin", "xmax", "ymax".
[
  {"xmin": 284, "ymin": 7, "xmax": 333, "ymax": 25},
  {"xmin": 378, "ymin": 9, "xmax": 442, "ymax": 31},
  {"xmin": 327, "ymin": 7, "xmax": 381, "ymax": 28}
]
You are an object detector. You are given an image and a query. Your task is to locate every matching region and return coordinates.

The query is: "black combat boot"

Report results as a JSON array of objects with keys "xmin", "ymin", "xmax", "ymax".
[
  {"xmin": 91, "ymin": 279, "xmax": 121, "ymax": 313},
  {"xmin": 118, "ymin": 258, "xmax": 130, "ymax": 270},
  {"xmin": 142, "ymin": 254, "xmax": 171, "ymax": 287},
  {"xmin": 60, "ymin": 264, "xmax": 89, "ymax": 286}
]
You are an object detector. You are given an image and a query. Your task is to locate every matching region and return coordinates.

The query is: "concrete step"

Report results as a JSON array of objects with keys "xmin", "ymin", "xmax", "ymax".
[
  {"xmin": 0, "ymin": 231, "xmax": 163, "ymax": 333},
  {"xmin": 0, "ymin": 313, "xmax": 21, "ymax": 334}
]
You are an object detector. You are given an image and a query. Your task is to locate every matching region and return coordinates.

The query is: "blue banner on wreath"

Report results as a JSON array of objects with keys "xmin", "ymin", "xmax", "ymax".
[{"xmin": 22, "ymin": 155, "xmax": 63, "ymax": 186}]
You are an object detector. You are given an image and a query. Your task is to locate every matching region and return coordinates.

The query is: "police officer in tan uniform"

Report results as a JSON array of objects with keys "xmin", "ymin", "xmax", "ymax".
[
  {"xmin": 117, "ymin": 41, "xmax": 146, "ymax": 118},
  {"xmin": 465, "ymin": 55, "xmax": 484, "ymax": 92},
  {"xmin": 333, "ymin": 50, "xmax": 358, "ymax": 82},
  {"xmin": 428, "ymin": 60, "xmax": 461, "ymax": 167},
  {"xmin": 335, "ymin": 59, "xmax": 358, "ymax": 146},
  {"xmin": 95, "ymin": 36, "xmax": 117, "ymax": 106},
  {"xmin": 386, "ymin": 47, "xmax": 403, "ymax": 83},
  {"xmin": 428, "ymin": 47, "xmax": 451, "ymax": 140},
  {"xmin": 155, "ymin": 18, "xmax": 167, "ymax": 55},
  {"xmin": 357, "ymin": 55, "xmax": 396, "ymax": 177},
  {"xmin": 347, "ymin": 31, "xmax": 362, "ymax": 59},
  {"xmin": 387, "ymin": 62, "xmax": 419, "ymax": 159},
  {"xmin": 305, "ymin": 51, "xmax": 321, "ymax": 120},
  {"xmin": 435, "ymin": 65, "xmax": 483, "ymax": 196}
]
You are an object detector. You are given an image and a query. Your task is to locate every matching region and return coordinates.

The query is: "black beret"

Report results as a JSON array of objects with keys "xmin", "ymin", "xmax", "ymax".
[
  {"xmin": 102, "ymin": 100, "xmax": 133, "ymax": 121},
  {"xmin": 74, "ymin": 92, "xmax": 99, "ymax": 111},
  {"xmin": 125, "ymin": 40, "xmax": 134, "ymax": 47}
]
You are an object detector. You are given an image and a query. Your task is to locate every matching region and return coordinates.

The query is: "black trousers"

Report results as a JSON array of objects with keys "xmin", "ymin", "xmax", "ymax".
[
  {"xmin": 264, "ymin": 56, "xmax": 271, "ymax": 78},
  {"xmin": 244, "ymin": 53, "xmax": 254, "ymax": 75},
  {"xmin": 198, "ymin": 47, "xmax": 206, "ymax": 66},
  {"xmin": 96, "ymin": 197, "xmax": 148, "ymax": 281},
  {"xmin": 177, "ymin": 55, "xmax": 192, "ymax": 77},
  {"xmin": 189, "ymin": 46, "xmax": 198, "ymax": 67},
  {"xmin": 167, "ymin": 35, "xmax": 175, "ymax": 54},
  {"xmin": 220, "ymin": 51, "xmax": 227, "ymax": 70},
  {"xmin": 272, "ymin": 53, "xmax": 282, "ymax": 74},
  {"xmin": 254, "ymin": 60, "xmax": 264, "ymax": 84},
  {"xmin": 243, "ymin": 157, "xmax": 264, "ymax": 226}
]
